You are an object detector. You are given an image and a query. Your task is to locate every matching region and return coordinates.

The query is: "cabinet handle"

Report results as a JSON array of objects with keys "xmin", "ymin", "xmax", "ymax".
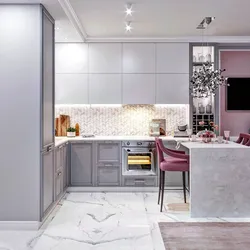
[
  {"xmin": 47, "ymin": 145, "xmax": 52, "ymax": 152},
  {"xmin": 58, "ymin": 172, "xmax": 62, "ymax": 176},
  {"xmin": 58, "ymin": 145, "xmax": 63, "ymax": 149},
  {"xmin": 104, "ymin": 164, "xmax": 113, "ymax": 167},
  {"xmin": 135, "ymin": 179, "xmax": 145, "ymax": 184}
]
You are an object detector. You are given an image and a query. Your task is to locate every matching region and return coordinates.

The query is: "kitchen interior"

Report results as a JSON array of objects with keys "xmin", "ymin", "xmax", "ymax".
[{"xmin": 1, "ymin": 1, "xmax": 250, "ymax": 249}]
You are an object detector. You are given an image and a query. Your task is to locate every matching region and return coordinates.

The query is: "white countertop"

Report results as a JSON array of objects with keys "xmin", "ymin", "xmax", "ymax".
[
  {"xmin": 54, "ymin": 135, "xmax": 189, "ymax": 147},
  {"xmin": 181, "ymin": 140, "xmax": 248, "ymax": 149}
]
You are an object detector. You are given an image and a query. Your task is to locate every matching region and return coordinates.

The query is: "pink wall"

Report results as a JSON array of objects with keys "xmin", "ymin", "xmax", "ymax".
[{"xmin": 220, "ymin": 51, "xmax": 250, "ymax": 136}]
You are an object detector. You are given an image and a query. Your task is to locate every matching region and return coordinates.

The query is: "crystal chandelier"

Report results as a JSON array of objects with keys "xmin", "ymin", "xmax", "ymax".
[
  {"xmin": 190, "ymin": 63, "xmax": 227, "ymax": 98},
  {"xmin": 190, "ymin": 17, "xmax": 228, "ymax": 98}
]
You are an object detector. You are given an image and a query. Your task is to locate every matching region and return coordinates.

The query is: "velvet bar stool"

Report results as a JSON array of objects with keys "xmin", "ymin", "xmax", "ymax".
[
  {"xmin": 236, "ymin": 133, "xmax": 250, "ymax": 146},
  {"xmin": 155, "ymin": 138, "xmax": 190, "ymax": 212}
]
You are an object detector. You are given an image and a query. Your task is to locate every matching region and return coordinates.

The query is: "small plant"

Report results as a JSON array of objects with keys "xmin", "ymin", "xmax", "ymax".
[{"xmin": 67, "ymin": 127, "xmax": 76, "ymax": 132}]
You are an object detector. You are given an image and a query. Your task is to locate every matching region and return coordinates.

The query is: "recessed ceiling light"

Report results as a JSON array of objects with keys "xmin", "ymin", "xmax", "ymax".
[
  {"xmin": 125, "ymin": 21, "xmax": 132, "ymax": 32},
  {"xmin": 125, "ymin": 3, "xmax": 133, "ymax": 16},
  {"xmin": 55, "ymin": 27, "xmax": 60, "ymax": 30}
]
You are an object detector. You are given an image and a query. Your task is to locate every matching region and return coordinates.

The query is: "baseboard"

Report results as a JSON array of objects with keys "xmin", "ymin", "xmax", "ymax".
[
  {"xmin": 67, "ymin": 186, "xmax": 159, "ymax": 192},
  {"xmin": 0, "ymin": 221, "xmax": 41, "ymax": 230}
]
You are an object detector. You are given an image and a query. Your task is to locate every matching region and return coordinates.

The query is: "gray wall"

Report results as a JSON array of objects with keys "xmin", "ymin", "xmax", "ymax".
[{"xmin": 0, "ymin": 5, "xmax": 41, "ymax": 221}]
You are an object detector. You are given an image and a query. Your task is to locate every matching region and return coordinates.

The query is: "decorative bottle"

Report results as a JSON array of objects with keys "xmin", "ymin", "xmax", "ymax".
[{"xmin": 75, "ymin": 123, "xmax": 80, "ymax": 136}]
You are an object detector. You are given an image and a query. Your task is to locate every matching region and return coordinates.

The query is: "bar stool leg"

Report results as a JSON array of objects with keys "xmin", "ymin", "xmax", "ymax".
[
  {"xmin": 160, "ymin": 171, "xmax": 165, "ymax": 212},
  {"xmin": 158, "ymin": 169, "xmax": 162, "ymax": 205},
  {"xmin": 182, "ymin": 172, "xmax": 187, "ymax": 203}
]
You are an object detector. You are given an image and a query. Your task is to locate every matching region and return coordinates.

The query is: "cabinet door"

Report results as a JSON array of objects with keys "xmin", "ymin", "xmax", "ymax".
[
  {"xmin": 55, "ymin": 167, "xmax": 63, "ymax": 199},
  {"xmin": 42, "ymin": 12, "xmax": 54, "ymax": 147},
  {"xmin": 89, "ymin": 74, "xmax": 122, "ymax": 104},
  {"xmin": 97, "ymin": 167, "xmax": 120, "ymax": 186},
  {"xmin": 62, "ymin": 144, "xmax": 67, "ymax": 189},
  {"xmin": 55, "ymin": 145, "xmax": 63, "ymax": 172},
  {"xmin": 89, "ymin": 43, "xmax": 122, "ymax": 73},
  {"xmin": 71, "ymin": 143, "xmax": 93, "ymax": 186},
  {"xmin": 96, "ymin": 142, "xmax": 120, "ymax": 164},
  {"xmin": 156, "ymin": 43, "xmax": 189, "ymax": 73},
  {"xmin": 123, "ymin": 74, "xmax": 156, "ymax": 104},
  {"xmin": 156, "ymin": 74, "xmax": 189, "ymax": 104},
  {"xmin": 42, "ymin": 149, "xmax": 54, "ymax": 214},
  {"xmin": 123, "ymin": 43, "xmax": 155, "ymax": 73},
  {"xmin": 55, "ymin": 43, "xmax": 88, "ymax": 73},
  {"xmin": 55, "ymin": 74, "xmax": 89, "ymax": 104}
]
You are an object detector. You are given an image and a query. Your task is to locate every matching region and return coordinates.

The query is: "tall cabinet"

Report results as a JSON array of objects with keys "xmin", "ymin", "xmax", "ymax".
[
  {"xmin": 191, "ymin": 45, "xmax": 216, "ymax": 134},
  {"xmin": 0, "ymin": 4, "xmax": 55, "ymax": 224},
  {"xmin": 41, "ymin": 8, "xmax": 55, "ymax": 219}
]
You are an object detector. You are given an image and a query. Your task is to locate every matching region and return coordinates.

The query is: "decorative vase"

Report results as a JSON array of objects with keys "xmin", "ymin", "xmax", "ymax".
[
  {"xmin": 67, "ymin": 132, "xmax": 76, "ymax": 137},
  {"xmin": 197, "ymin": 129, "xmax": 215, "ymax": 143},
  {"xmin": 198, "ymin": 103, "xmax": 205, "ymax": 114},
  {"xmin": 202, "ymin": 137, "xmax": 212, "ymax": 143}
]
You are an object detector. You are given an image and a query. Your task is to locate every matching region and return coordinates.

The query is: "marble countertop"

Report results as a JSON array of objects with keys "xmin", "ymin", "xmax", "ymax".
[
  {"xmin": 54, "ymin": 136, "xmax": 189, "ymax": 147},
  {"xmin": 181, "ymin": 140, "xmax": 248, "ymax": 149}
]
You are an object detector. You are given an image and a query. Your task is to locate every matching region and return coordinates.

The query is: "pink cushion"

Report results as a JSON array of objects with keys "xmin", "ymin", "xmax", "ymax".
[{"xmin": 160, "ymin": 157, "xmax": 189, "ymax": 172}]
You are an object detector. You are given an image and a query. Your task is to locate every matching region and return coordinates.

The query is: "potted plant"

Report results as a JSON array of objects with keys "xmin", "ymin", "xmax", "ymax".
[{"xmin": 67, "ymin": 127, "xmax": 76, "ymax": 137}]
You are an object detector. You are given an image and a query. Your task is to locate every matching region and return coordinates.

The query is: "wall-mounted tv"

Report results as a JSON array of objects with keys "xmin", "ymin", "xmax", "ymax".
[{"xmin": 227, "ymin": 77, "xmax": 250, "ymax": 111}]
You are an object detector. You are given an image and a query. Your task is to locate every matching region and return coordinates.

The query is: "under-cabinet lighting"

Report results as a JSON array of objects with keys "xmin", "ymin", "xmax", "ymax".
[
  {"xmin": 154, "ymin": 104, "xmax": 189, "ymax": 107},
  {"xmin": 55, "ymin": 104, "xmax": 90, "ymax": 107},
  {"xmin": 91, "ymin": 104, "xmax": 122, "ymax": 107}
]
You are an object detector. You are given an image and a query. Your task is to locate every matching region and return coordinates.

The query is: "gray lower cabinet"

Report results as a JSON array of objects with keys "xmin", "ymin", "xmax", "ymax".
[
  {"xmin": 123, "ymin": 176, "xmax": 156, "ymax": 187},
  {"xmin": 97, "ymin": 166, "xmax": 120, "ymax": 186},
  {"xmin": 54, "ymin": 143, "xmax": 68, "ymax": 200},
  {"xmin": 42, "ymin": 148, "xmax": 54, "ymax": 214},
  {"xmin": 96, "ymin": 141, "xmax": 121, "ymax": 165},
  {"xmin": 71, "ymin": 142, "xmax": 93, "ymax": 186},
  {"xmin": 55, "ymin": 167, "xmax": 63, "ymax": 199},
  {"xmin": 62, "ymin": 143, "xmax": 68, "ymax": 190}
]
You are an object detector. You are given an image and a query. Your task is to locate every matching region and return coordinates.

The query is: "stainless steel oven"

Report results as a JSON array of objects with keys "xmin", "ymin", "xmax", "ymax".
[{"xmin": 122, "ymin": 141, "xmax": 156, "ymax": 176}]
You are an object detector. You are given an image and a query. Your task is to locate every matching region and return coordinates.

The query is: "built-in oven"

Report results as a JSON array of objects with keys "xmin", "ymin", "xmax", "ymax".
[{"xmin": 122, "ymin": 141, "xmax": 156, "ymax": 176}]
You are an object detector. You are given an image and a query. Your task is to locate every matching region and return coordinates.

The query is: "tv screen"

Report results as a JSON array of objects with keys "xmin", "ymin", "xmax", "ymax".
[{"xmin": 227, "ymin": 77, "xmax": 250, "ymax": 110}]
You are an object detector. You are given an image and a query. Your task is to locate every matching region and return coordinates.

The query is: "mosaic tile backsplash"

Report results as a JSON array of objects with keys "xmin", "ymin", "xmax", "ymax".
[{"xmin": 55, "ymin": 105, "xmax": 189, "ymax": 136}]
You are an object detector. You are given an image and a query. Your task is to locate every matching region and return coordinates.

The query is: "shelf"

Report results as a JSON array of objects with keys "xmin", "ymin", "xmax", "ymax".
[
  {"xmin": 192, "ymin": 62, "xmax": 214, "ymax": 66},
  {"xmin": 128, "ymin": 160, "xmax": 151, "ymax": 165},
  {"xmin": 128, "ymin": 156, "xmax": 151, "ymax": 165}
]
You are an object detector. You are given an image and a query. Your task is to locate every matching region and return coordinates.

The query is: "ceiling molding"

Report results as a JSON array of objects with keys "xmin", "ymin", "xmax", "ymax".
[
  {"xmin": 58, "ymin": 0, "xmax": 87, "ymax": 42},
  {"xmin": 86, "ymin": 36, "xmax": 250, "ymax": 43}
]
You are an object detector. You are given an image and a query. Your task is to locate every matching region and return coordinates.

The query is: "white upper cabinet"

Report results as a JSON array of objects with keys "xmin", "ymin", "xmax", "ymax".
[
  {"xmin": 89, "ymin": 43, "xmax": 122, "ymax": 73},
  {"xmin": 122, "ymin": 74, "xmax": 155, "ymax": 104},
  {"xmin": 55, "ymin": 74, "xmax": 89, "ymax": 104},
  {"xmin": 123, "ymin": 43, "xmax": 156, "ymax": 73},
  {"xmin": 156, "ymin": 43, "xmax": 189, "ymax": 73},
  {"xmin": 156, "ymin": 74, "xmax": 189, "ymax": 104},
  {"xmin": 89, "ymin": 74, "xmax": 122, "ymax": 104},
  {"xmin": 55, "ymin": 43, "xmax": 88, "ymax": 73}
]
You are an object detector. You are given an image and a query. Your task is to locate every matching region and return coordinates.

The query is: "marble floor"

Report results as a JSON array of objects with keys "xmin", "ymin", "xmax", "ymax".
[{"xmin": 1, "ymin": 191, "xmax": 250, "ymax": 250}]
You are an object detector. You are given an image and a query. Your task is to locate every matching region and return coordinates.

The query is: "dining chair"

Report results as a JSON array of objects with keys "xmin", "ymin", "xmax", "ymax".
[
  {"xmin": 155, "ymin": 138, "xmax": 190, "ymax": 212},
  {"xmin": 236, "ymin": 133, "xmax": 250, "ymax": 146}
]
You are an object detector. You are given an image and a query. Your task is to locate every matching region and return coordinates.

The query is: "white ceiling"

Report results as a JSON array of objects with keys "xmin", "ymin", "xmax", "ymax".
[
  {"xmin": 1, "ymin": 0, "xmax": 250, "ymax": 41},
  {"xmin": 68, "ymin": 0, "xmax": 250, "ymax": 38}
]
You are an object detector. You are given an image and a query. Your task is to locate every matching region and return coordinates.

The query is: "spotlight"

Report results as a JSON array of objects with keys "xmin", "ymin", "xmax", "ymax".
[
  {"xmin": 125, "ymin": 3, "xmax": 133, "ymax": 16},
  {"xmin": 125, "ymin": 22, "xmax": 132, "ymax": 32}
]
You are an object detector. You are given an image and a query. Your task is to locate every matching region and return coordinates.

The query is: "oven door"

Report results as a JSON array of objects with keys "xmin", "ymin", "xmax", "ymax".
[{"xmin": 122, "ymin": 147, "xmax": 156, "ymax": 176}]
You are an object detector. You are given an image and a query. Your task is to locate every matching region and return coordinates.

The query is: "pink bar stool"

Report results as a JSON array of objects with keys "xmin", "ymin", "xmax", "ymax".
[
  {"xmin": 155, "ymin": 138, "xmax": 190, "ymax": 212},
  {"xmin": 236, "ymin": 133, "xmax": 250, "ymax": 146}
]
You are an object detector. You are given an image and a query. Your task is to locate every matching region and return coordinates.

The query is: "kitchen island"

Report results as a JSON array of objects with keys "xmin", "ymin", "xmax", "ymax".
[{"xmin": 181, "ymin": 141, "xmax": 250, "ymax": 218}]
